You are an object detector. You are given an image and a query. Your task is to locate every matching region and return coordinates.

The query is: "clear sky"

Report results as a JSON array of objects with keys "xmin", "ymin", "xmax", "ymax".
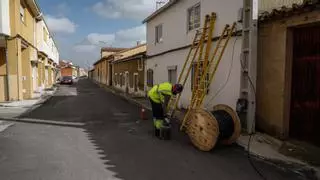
[{"xmin": 37, "ymin": 0, "xmax": 169, "ymax": 69}]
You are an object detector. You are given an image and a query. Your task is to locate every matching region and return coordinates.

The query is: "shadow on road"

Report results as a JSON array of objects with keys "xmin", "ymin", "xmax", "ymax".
[{"xmin": 20, "ymin": 79, "xmax": 306, "ymax": 180}]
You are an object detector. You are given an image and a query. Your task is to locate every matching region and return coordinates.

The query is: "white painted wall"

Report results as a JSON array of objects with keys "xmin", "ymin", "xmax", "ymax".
[
  {"xmin": 36, "ymin": 21, "xmax": 50, "ymax": 54},
  {"xmin": 146, "ymin": 37, "xmax": 242, "ymax": 110},
  {"xmin": 146, "ymin": 0, "xmax": 243, "ymax": 56},
  {"xmin": 145, "ymin": 0, "xmax": 243, "ymax": 110},
  {"xmin": 36, "ymin": 20, "xmax": 59, "ymax": 64},
  {"xmin": 32, "ymin": 64, "xmax": 38, "ymax": 93},
  {"xmin": 30, "ymin": 47, "xmax": 38, "ymax": 61},
  {"xmin": 0, "ymin": 0, "xmax": 10, "ymax": 36}
]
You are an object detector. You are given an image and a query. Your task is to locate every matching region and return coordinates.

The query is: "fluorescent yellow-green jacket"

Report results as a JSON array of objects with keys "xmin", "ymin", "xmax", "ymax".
[{"xmin": 148, "ymin": 82, "xmax": 173, "ymax": 104}]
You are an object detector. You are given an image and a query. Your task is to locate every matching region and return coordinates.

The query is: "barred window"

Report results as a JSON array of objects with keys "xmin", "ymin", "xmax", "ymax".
[
  {"xmin": 155, "ymin": 24, "xmax": 163, "ymax": 43},
  {"xmin": 188, "ymin": 3, "xmax": 201, "ymax": 31},
  {"xmin": 147, "ymin": 69, "xmax": 154, "ymax": 87}
]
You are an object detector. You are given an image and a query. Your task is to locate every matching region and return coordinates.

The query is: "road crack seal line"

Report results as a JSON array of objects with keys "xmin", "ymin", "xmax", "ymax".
[{"xmin": 0, "ymin": 117, "xmax": 85, "ymax": 127}]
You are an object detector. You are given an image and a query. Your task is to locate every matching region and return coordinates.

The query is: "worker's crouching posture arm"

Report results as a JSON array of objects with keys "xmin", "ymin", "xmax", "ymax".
[{"xmin": 147, "ymin": 82, "xmax": 183, "ymax": 138}]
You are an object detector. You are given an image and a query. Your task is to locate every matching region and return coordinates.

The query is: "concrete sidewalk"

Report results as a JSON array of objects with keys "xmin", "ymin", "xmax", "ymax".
[
  {"xmin": 0, "ymin": 87, "xmax": 57, "ymax": 133},
  {"xmin": 97, "ymin": 82, "xmax": 320, "ymax": 179}
]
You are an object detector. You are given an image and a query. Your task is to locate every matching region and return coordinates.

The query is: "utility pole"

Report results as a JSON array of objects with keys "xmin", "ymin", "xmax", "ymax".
[{"xmin": 241, "ymin": 0, "xmax": 258, "ymax": 134}]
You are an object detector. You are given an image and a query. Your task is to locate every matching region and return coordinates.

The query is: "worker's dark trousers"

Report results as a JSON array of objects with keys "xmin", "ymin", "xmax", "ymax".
[
  {"xmin": 149, "ymin": 98, "xmax": 164, "ymax": 137},
  {"xmin": 149, "ymin": 98, "xmax": 164, "ymax": 120}
]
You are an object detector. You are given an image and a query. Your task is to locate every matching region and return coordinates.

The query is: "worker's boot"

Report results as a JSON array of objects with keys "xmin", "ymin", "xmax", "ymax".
[
  {"xmin": 154, "ymin": 119, "xmax": 162, "ymax": 138},
  {"xmin": 160, "ymin": 125, "xmax": 171, "ymax": 140}
]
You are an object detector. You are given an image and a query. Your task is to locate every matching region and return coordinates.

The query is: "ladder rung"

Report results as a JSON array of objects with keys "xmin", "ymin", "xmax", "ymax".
[
  {"xmin": 242, "ymin": 68, "xmax": 248, "ymax": 73},
  {"xmin": 243, "ymin": 28, "xmax": 250, "ymax": 32},
  {"xmin": 241, "ymin": 89, "xmax": 249, "ymax": 93}
]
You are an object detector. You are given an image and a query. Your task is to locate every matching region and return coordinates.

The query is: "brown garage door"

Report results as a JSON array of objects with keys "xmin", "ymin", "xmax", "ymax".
[{"xmin": 290, "ymin": 25, "xmax": 320, "ymax": 146}]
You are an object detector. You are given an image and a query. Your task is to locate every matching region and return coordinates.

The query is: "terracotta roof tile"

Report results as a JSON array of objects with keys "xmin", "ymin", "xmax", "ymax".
[{"xmin": 259, "ymin": 0, "xmax": 320, "ymax": 22}]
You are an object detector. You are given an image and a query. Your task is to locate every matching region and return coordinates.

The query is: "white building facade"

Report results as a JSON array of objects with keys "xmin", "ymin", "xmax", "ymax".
[
  {"xmin": 0, "ymin": 0, "xmax": 10, "ymax": 37},
  {"xmin": 0, "ymin": 0, "xmax": 10, "ymax": 101},
  {"xmin": 143, "ymin": 0, "xmax": 243, "ymax": 110},
  {"xmin": 35, "ymin": 19, "xmax": 59, "ymax": 92}
]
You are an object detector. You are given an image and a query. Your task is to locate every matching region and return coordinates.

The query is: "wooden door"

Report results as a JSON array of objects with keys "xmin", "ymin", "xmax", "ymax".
[{"xmin": 290, "ymin": 25, "xmax": 320, "ymax": 146}]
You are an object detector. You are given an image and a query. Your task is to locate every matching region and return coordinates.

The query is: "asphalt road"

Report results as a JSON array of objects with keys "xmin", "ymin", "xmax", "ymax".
[{"xmin": 0, "ymin": 79, "xmax": 307, "ymax": 180}]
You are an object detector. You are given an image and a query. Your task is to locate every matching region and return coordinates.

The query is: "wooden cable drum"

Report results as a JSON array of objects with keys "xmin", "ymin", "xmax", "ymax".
[{"xmin": 186, "ymin": 104, "xmax": 241, "ymax": 151}]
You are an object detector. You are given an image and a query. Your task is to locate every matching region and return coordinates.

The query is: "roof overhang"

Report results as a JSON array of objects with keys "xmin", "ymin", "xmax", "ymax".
[
  {"xmin": 142, "ymin": 0, "xmax": 179, "ymax": 23},
  {"xmin": 93, "ymin": 56, "xmax": 111, "ymax": 65},
  {"xmin": 30, "ymin": 59, "xmax": 38, "ymax": 63},
  {"xmin": 113, "ymin": 52, "xmax": 146, "ymax": 64},
  {"xmin": 26, "ymin": 0, "xmax": 41, "ymax": 17},
  {"xmin": 259, "ymin": 1, "xmax": 320, "ymax": 22},
  {"xmin": 37, "ymin": 51, "xmax": 48, "ymax": 57}
]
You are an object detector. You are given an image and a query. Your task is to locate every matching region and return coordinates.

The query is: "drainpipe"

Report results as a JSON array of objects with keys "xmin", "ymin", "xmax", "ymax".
[
  {"xmin": 5, "ymin": 37, "xmax": 10, "ymax": 101},
  {"xmin": 16, "ymin": 38, "xmax": 20, "ymax": 100}
]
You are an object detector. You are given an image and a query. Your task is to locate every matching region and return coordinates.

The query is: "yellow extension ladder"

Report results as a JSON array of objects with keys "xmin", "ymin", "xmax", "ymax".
[
  {"xmin": 166, "ymin": 13, "xmax": 217, "ymax": 118},
  {"xmin": 180, "ymin": 22, "xmax": 237, "ymax": 131}
]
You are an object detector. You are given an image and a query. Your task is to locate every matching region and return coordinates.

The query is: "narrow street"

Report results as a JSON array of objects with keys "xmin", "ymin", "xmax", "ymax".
[{"xmin": 0, "ymin": 79, "xmax": 304, "ymax": 180}]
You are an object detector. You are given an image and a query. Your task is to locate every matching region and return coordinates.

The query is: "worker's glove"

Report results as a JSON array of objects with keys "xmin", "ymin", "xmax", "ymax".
[{"xmin": 163, "ymin": 117, "xmax": 171, "ymax": 126}]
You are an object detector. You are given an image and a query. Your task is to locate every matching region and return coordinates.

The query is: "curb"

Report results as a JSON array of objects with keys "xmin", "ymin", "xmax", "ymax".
[
  {"xmin": 0, "ymin": 87, "xmax": 57, "ymax": 109},
  {"xmin": 18, "ymin": 87, "xmax": 57, "ymax": 117},
  {"xmin": 0, "ymin": 121, "xmax": 15, "ymax": 133},
  {"xmin": 237, "ymin": 136, "xmax": 320, "ymax": 180},
  {"xmin": 247, "ymin": 150, "xmax": 320, "ymax": 180},
  {"xmin": 0, "ymin": 117, "xmax": 85, "ymax": 127}
]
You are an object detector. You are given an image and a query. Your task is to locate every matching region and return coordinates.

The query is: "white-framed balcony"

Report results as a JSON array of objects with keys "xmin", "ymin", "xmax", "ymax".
[
  {"xmin": 0, "ymin": 0, "xmax": 10, "ymax": 36},
  {"xmin": 37, "ymin": 41, "xmax": 50, "ymax": 57},
  {"xmin": 30, "ymin": 47, "xmax": 38, "ymax": 63}
]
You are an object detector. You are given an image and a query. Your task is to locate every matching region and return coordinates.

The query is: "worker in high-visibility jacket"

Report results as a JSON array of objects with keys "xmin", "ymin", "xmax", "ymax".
[{"xmin": 148, "ymin": 82, "xmax": 183, "ymax": 137}]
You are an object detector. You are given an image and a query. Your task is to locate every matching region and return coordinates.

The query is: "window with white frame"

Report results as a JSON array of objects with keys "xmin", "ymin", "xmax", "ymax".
[
  {"xmin": 43, "ymin": 28, "xmax": 48, "ymax": 43},
  {"xmin": 122, "ymin": 73, "xmax": 126, "ymax": 87},
  {"xmin": 168, "ymin": 66, "xmax": 177, "ymax": 84},
  {"xmin": 119, "ymin": 73, "xmax": 123, "ymax": 87},
  {"xmin": 20, "ymin": 5, "xmax": 25, "ymax": 23},
  {"xmin": 188, "ymin": 3, "xmax": 201, "ymax": 31},
  {"xmin": 137, "ymin": 57, "xmax": 144, "ymax": 71},
  {"xmin": 117, "ymin": 74, "xmax": 120, "ymax": 85},
  {"xmin": 134, "ymin": 74, "xmax": 139, "ymax": 92},
  {"xmin": 155, "ymin": 24, "xmax": 163, "ymax": 43},
  {"xmin": 125, "ymin": 72, "xmax": 129, "ymax": 87},
  {"xmin": 114, "ymin": 73, "xmax": 118, "ymax": 85}
]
